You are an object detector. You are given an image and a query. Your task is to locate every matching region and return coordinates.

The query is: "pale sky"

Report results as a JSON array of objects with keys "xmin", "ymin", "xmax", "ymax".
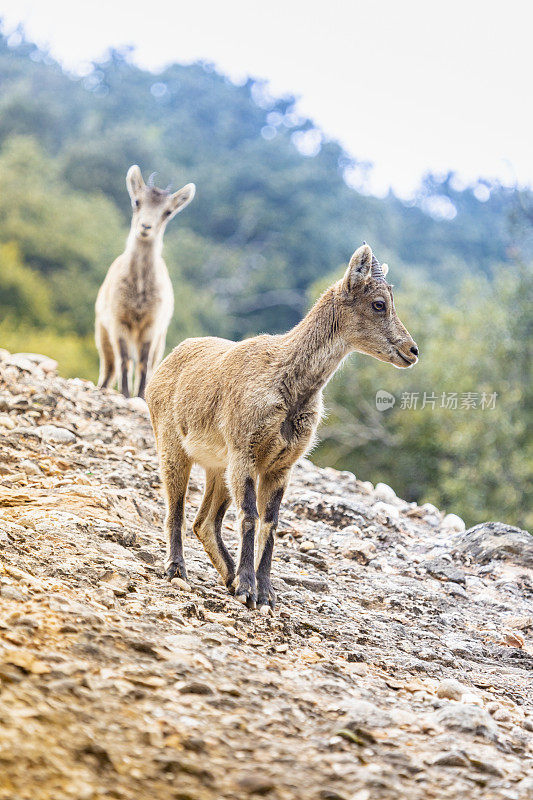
[{"xmin": 1, "ymin": 0, "xmax": 531, "ymax": 197}]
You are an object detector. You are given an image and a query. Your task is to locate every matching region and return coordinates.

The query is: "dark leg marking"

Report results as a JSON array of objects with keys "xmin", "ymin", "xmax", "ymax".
[
  {"xmin": 137, "ymin": 341, "xmax": 151, "ymax": 399},
  {"xmin": 166, "ymin": 495, "xmax": 187, "ymax": 581},
  {"xmin": 100, "ymin": 370, "xmax": 113, "ymax": 389},
  {"xmin": 118, "ymin": 337, "xmax": 130, "ymax": 398},
  {"xmin": 257, "ymin": 486, "xmax": 284, "ymax": 610},
  {"xmin": 214, "ymin": 499, "xmax": 235, "ymax": 588},
  {"xmin": 235, "ymin": 477, "xmax": 258, "ymax": 608}
]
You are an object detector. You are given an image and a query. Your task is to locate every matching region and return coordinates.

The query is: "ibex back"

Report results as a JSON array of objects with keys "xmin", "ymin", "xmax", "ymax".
[
  {"xmin": 95, "ymin": 165, "xmax": 195, "ymax": 398},
  {"xmin": 146, "ymin": 243, "xmax": 418, "ymax": 613}
]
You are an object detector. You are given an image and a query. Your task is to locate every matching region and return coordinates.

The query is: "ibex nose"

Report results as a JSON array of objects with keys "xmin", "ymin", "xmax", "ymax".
[
  {"xmin": 410, "ymin": 345, "xmax": 419, "ymax": 357},
  {"xmin": 141, "ymin": 223, "xmax": 152, "ymax": 230}
]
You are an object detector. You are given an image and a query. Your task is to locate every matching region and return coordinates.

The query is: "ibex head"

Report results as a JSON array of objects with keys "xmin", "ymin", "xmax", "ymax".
[
  {"xmin": 338, "ymin": 243, "xmax": 419, "ymax": 368},
  {"xmin": 126, "ymin": 165, "xmax": 195, "ymax": 243}
]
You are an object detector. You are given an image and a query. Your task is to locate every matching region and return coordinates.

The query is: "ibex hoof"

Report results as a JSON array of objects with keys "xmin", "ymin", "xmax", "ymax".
[
  {"xmin": 166, "ymin": 561, "xmax": 188, "ymax": 582},
  {"xmin": 257, "ymin": 581, "xmax": 276, "ymax": 614},
  {"xmin": 232, "ymin": 572, "xmax": 257, "ymax": 609}
]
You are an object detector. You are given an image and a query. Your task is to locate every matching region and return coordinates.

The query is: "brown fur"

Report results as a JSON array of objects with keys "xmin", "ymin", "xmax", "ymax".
[
  {"xmin": 95, "ymin": 165, "xmax": 195, "ymax": 398},
  {"xmin": 145, "ymin": 243, "xmax": 418, "ymax": 612}
]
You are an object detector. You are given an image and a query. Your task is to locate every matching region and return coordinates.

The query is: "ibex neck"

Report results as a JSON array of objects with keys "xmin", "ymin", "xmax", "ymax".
[
  {"xmin": 125, "ymin": 229, "xmax": 163, "ymax": 259},
  {"xmin": 281, "ymin": 287, "xmax": 349, "ymax": 396}
]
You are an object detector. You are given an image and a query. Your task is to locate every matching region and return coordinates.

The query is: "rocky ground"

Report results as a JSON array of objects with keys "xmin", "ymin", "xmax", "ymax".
[{"xmin": 0, "ymin": 350, "xmax": 532, "ymax": 800}]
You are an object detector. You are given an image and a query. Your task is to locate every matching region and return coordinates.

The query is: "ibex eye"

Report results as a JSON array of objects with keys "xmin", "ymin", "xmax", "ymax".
[
  {"xmin": 164, "ymin": 209, "xmax": 172, "ymax": 217},
  {"xmin": 134, "ymin": 199, "xmax": 141, "ymax": 209},
  {"xmin": 372, "ymin": 300, "xmax": 385, "ymax": 312}
]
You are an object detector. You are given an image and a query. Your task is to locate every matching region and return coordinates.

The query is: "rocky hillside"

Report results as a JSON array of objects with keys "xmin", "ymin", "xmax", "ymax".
[{"xmin": 0, "ymin": 350, "xmax": 532, "ymax": 800}]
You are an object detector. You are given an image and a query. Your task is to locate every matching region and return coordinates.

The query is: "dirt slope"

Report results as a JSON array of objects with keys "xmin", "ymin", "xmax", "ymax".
[{"xmin": 0, "ymin": 350, "xmax": 532, "ymax": 800}]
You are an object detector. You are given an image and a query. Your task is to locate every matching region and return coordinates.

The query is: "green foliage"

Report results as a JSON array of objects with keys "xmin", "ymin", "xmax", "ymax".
[
  {"xmin": 315, "ymin": 269, "xmax": 533, "ymax": 529},
  {"xmin": 0, "ymin": 28, "xmax": 531, "ymax": 529},
  {"xmin": 0, "ymin": 241, "xmax": 52, "ymax": 325}
]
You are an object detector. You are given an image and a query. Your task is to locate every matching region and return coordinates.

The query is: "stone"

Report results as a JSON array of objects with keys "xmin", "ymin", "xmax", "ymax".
[
  {"xmin": 373, "ymin": 501, "xmax": 400, "ymax": 519},
  {"xmin": 420, "ymin": 502, "xmax": 441, "ymax": 516},
  {"xmin": 126, "ymin": 396, "xmax": 149, "ymax": 415},
  {"xmin": 12, "ymin": 352, "xmax": 58, "ymax": 373},
  {"xmin": 19, "ymin": 459, "xmax": 42, "ymax": 475},
  {"xmin": 374, "ymin": 482, "xmax": 397, "ymax": 504},
  {"xmin": 433, "ymin": 703, "xmax": 498, "ymax": 740},
  {"xmin": 461, "ymin": 692, "xmax": 483, "ymax": 706},
  {"xmin": 516, "ymin": 776, "xmax": 533, "ymax": 799},
  {"xmin": 178, "ymin": 681, "xmax": 214, "ymax": 695},
  {"xmin": 171, "ymin": 577, "xmax": 192, "ymax": 592},
  {"xmin": 436, "ymin": 678, "xmax": 466, "ymax": 700},
  {"xmin": 453, "ymin": 521, "xmax": 533, "ymax": 567},
  {"xmin": 38, "ymin": 425, "xmax": 76, "ymax": 444},
  {"xmin": 341, "ymin": 699, "xmax": 392, "ymax": 729},
  {"xmin": 341, "ymin": 541, "xmax": 376, "ymax": 564},
  {"xmin": 431, "ymin": 751, "xmax": 470, "ymax": 767},
  {"xmin": 441, "ymin": 513, "xmax": 465, "ymax": 533},
  {"xmin": 492, "ymin": 707, "xmax": 511, "ymax": 721}
]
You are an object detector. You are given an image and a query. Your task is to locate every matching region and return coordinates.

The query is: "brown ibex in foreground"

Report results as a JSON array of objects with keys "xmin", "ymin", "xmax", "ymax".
[
  {"xmin": 146, "ymin": 243, "xmax": 418, "ymax": 613},
  {"xmin": 95, "ymin": 165, "xmax": 195, "ymax": 398}
]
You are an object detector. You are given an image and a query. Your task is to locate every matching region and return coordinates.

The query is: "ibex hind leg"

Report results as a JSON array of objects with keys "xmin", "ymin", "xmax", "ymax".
[
  {"xmin": 96, "ymin": 321, "xmax": 115, "ymax": 389},
  {"xmin": 160, "ymin": 443, "xmax": 192, "ymax": 582},
  {"xmin": 193, "ymin": 469, "xmax": 235, "ymax": 588}
]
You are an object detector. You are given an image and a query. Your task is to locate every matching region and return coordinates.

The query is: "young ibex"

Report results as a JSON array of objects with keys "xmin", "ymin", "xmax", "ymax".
[
  {"xmin": 95, "ymin": 166, "xmax": 195, "ymax": 398},
  {"xmin": 146, "ymin": 243, "xmax": 418, "ymax": 613}
]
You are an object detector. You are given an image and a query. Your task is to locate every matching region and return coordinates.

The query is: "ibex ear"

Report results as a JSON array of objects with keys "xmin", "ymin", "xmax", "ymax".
[
  {"xmin": 343, "ymin": 244, "xmax": 373, "ymax": 290},
  {"xmin": 168, "ymin": 183, "xmax": 196, "ymax": 217},
  {"xmin": 381, "ymin": 263, "xmax": 389, "ymax": 277},
  {"xmin": 126, "ymin": 165, "xmax": 145, "ymax": 202}
]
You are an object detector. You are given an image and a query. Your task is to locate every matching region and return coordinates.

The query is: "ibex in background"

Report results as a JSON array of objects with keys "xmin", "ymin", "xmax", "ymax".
[
  {"xmin": 95, "ymin": 166, "xmax": 195, "ymax": 398},
  {"xmin": 146, "ymin": 244, "xmax": 418, "ymax": 614}
]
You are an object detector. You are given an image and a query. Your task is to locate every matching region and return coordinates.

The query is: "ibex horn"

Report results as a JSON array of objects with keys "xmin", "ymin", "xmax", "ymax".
[
  {"xmin": 147, "ymin": 172, "xmax": 157, "ymax": 187},
  {"xmin": 363, "ymin": 241, "xmax": 386, "ymax": 282}
]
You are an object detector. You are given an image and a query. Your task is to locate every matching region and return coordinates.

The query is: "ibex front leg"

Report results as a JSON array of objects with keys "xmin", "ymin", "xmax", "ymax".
[
  {"xmin": 118, "ymin": 337, "xmax": 131, "ymax": 398},
  {"xmin": 160, "ymin": 445, "xmax": 192, "ymax": 582},
  {"xmin": 228, "ymin": 458, "xmax": 258, "ymax": 608},
  {"xmin": 137, "ymin": 340, "xmax": 151, "ymax": 399},
  {"xmin": 256, "ymin": 469, "xmax": 290, "ymax": 614}
]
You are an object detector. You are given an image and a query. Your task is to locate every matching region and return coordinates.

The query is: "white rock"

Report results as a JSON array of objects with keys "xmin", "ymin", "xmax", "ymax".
[
  {"xmin": 420, "ymin": 502, "xmax": 441, "ymax": 516},
  {"xmin": 516, "ymin": 776, "xmax": 533, "ymax": 798},
  {"xmin": 6, "ymin": 354, "xmax": 34, "ymax": 372},
  {"xmin": 342, "ymin": 540, "xmax": 376, "ymax": 564},
  {"xmin": 127, "ymin": 396, "xmax": 149, "ymax": 415},
  {"xmin": 14, "ymin": 352, "xmax": 58, "ymax": 373},
  {"xmin": 38, "ymin": 425, "xmax": 76, "ymax": 444},
  {"xmin": 374, "ymin": 482, "xmax": 397, "ymax": 503},
  {"xmin": 373, "ymin": 501, "xmax": 400, "ymax": 519},
  {"xmin": 436, "ymin": 678, "xmax": 466, "ymax": 700},
  {"xmin": 441, "ymin": 513, "xmax": 466, "ymax": 533},
  {"xmin": 359, "ymin": 480, "xmax": 374, "ymax": 494},
  {"xmin": 461, "ymin": 692, "xmax": 483, "ymax": 706},
  {"xmin": 433, "ymin": 703, "xmax": 498, "ymax": 739},
  {"xmin": 0, "ymin": 415, "xmax": 15, "ymax": 430},
  {"xmin": 171, "ymin": 577, "xmax": 191, "ymax": 592},
  {"xmin": 20, "ymin": 459, "xmax": 42, "ymax": 475}
]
